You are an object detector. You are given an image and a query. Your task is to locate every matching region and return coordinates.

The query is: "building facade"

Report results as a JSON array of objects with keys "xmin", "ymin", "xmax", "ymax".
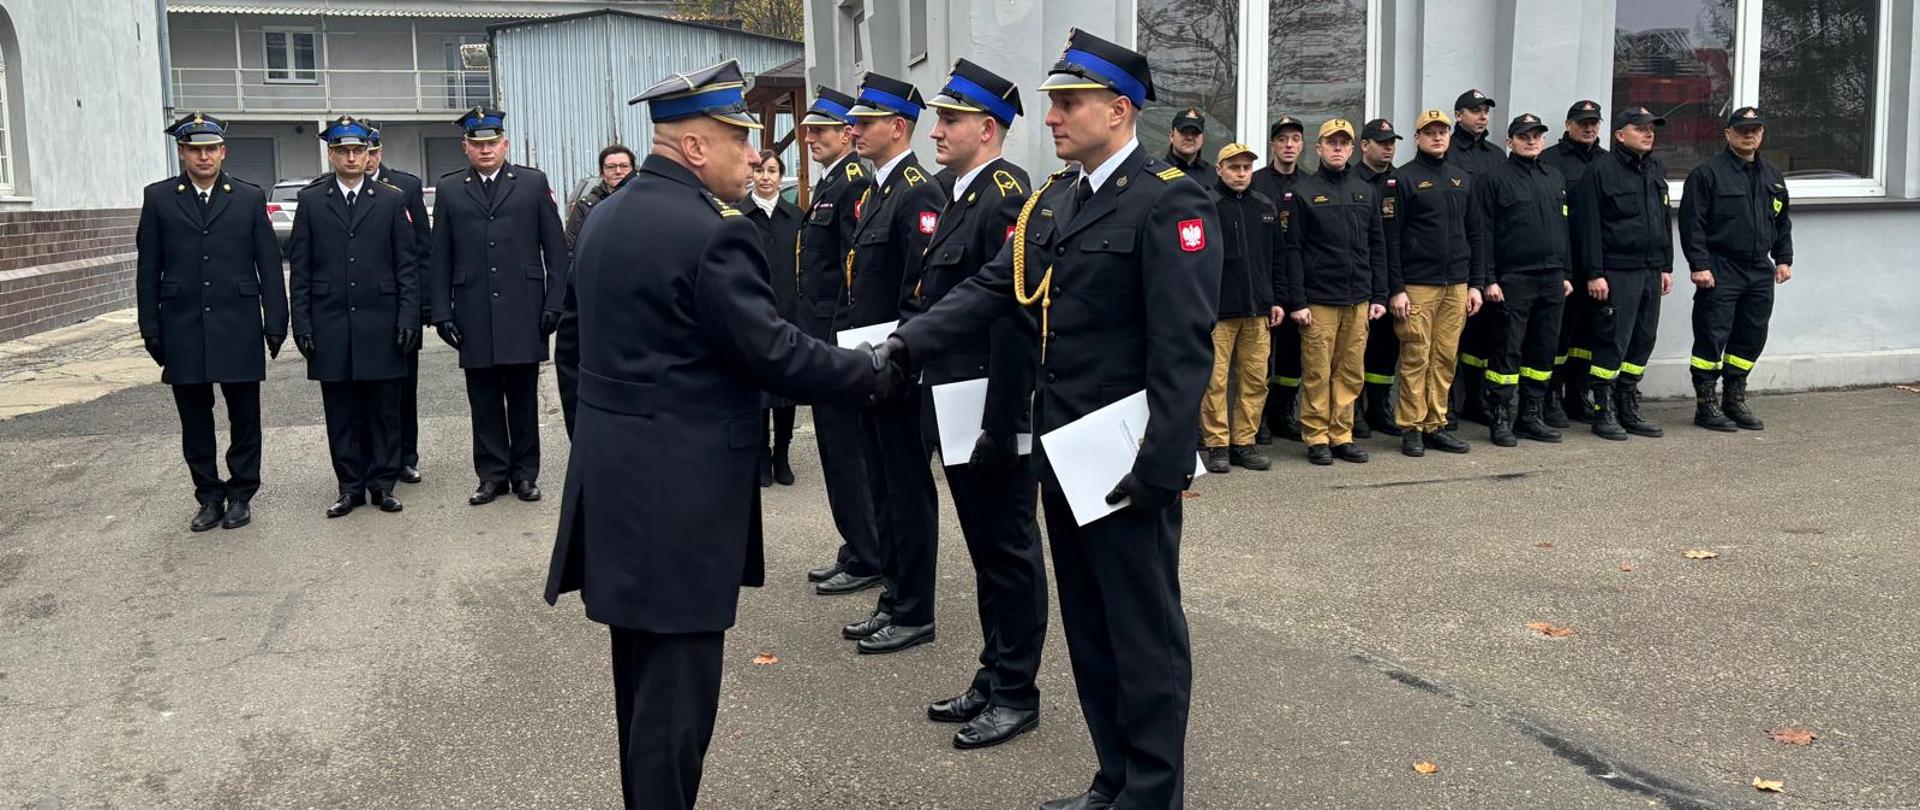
[
  {"xmin": 0, "ymin": 0, "xmax": 171, "ymax": 342},
  {"xmin": 804, "ymin": 0, "xmax": 1920, "ymax": 395}
]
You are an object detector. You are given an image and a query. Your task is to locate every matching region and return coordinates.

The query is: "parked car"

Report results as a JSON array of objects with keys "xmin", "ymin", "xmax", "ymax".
[{"xmin": 267, "ymin": 178, "xmax": 309, "ymax": 255}]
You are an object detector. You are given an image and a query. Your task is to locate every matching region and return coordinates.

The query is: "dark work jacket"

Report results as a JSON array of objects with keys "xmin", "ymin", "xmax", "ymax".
[
  {"xmin": 287, "ymin": 177, "xmax": 419, "ymax": 382},
  {"xmin": 1280, "ymin": 164, "xmax": 1389, "ymax": 311},
  {"xmin": 1356, "ymin": 162, "xmax": 1404, "ymax": 289},
  {"xmin": 1166, "ymin": 148, "xmax": 1215, "ymax": 186},
  {"xmin": 1679, "ymin": 148, "xmax": 1793, "ymax": 274},
  {"xmin": 838, "ymin": 151, "xmax": 946, "ymax": 331},
  {"xmin": 429, "ymin": 164, "xmax": 569, "ymax": 368},
  {"xmin": 1571, "ymin": 145, "xmax": 1673, "ymax": 279},
  {"xmin": 1539, "ymin": 136, "xmax": 1605, "ymax": 278},
  {"xmin": 1473, "ymin": 153, "xmax": 1571, "ymax": 283},
  {"xmin": 796, "ymin": 153, "xmax": 871, "ymax": 340},
  {"xmin": 546, "ymin": 155, "xmax": 874, "ymax": 633},
  {"xmin": 1208, "ymin": 179, "xmax": 1283, "ymax": 318},
  {"xmin": 136, "ymin": 172, "xmax": 288, "ymax": 385},
  {"xmin": 740, "ymin": 193, "xmax": 806, "ymax": 409},
  {"xmin": 1249, "ymin": 164, "xmax": 1300, "ymax": 207},
  {"xmin": 1385, "ymin": 151, "xmax": 1486, "ymax": 290},
  {"xmin": 1448, "ymin": 125, "xmax": 1506, "ymax": 177},
  {"xmin": 371, "ymin": 165, "xmax": 433, "ymax": 326},
  {"xmin": 914, "ymin": 157, "xmax": 1035, "ymax": 436},
  {"xmin": 895, "ymin": 147, "xmax": 1222, "ymax": 493}
]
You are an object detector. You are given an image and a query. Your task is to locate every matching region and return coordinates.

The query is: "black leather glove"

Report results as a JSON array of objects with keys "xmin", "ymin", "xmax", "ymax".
[
  {"xmin": 266, "ymin": 334, "xmax": 286, "ymax": 359},
  {"xmin": 541, "ymin": 310, "xmax": 560, "ymax": 337},
  {"xmin": 865, "ymin": 335, "xmax": 912, "ymax": 402},
  {"xmin": 436, "ymin": 320, "xmax": 462, "ymax": 350},
  {"xmin": 295, "ymin": 334, "xmax": 316, "ymax": 360},
  {"xmin": 969, "ymin": 430, "xmax": 1020, "ymax": 470},
  {"xmin": 1104, "ymin": 471, "xmax": 1179, "ymax": 512},
  {"xmin": 142, "ymin": 335, "xmax": 164, "ymax": 366},
  {"xmin": 396, "ymin": 326, "xmax": 418, "ymax": 351}
]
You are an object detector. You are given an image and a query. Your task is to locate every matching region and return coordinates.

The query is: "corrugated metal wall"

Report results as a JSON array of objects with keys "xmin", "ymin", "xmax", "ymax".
[{"xmin": 493, "ymin": 13, "xmax": 802, "ymax": 215}]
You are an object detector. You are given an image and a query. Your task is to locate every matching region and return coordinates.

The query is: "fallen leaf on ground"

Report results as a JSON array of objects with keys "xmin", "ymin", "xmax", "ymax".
[
  {"xmin": 1618, "ymin": 563, "xmax": 1634, "ymax": 572},
  {"xmin": 1181, "ymin": 491, "xmax": 1200, "ymax": 500},
  {"xmin": 1752, "ymin": 777, "xmax": 1785, "ymax": 792},
  {"xmin": 1683, "ymin": 549, "xmax": 1720, "ymax": 560},
  {"xmin": 751, "ymin": 652, "xmax": 779, "ymax": 665},
  {"xmin": 1895, "ymin": 384, "xmax": 1919, "ymax": 394},
  {"xmin": 1535, "ymin": 542, "xmax": 1554, "ymax": 549},
  {"xmin": 1526, "ymin": 621, "xmax": 1574, "ymax": 638},
  {"xmin": 1413, "ymin": 761, "xmax": 1439, "ymax": 775},
  {"xmin": 1767, "ymin": 727, "xmax": 1817, "ymax": 746}
]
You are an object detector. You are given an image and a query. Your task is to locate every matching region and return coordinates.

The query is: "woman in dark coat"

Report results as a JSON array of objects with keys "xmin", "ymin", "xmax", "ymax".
[{"xmin": 739, "ymin": 149, "xmax": 806, "ymax": 486}]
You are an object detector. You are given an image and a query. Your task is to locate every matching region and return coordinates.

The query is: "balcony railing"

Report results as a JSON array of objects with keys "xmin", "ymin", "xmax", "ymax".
[{"xmin": 171, "ymin": 67, "xmax": 491, "ymax": 114}]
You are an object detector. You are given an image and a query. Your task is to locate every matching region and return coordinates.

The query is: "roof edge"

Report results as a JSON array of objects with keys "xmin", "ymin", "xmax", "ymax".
[{"xmin": 485, "ymin": 6, "xmax": 800, "ymax": 48}]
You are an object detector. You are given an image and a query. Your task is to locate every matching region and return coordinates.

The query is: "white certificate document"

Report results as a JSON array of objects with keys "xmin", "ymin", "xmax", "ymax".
[
  {"xmin": 929, "ymin": 378, "xmax": 1033, "ymax": 466},
  {"xmin": 1039, "ymin": 389, "xmax": 1206, "ymax": 527},
  {"xmin": 835, "ymin": 320, "xmax": 899, "ymax": 349}
]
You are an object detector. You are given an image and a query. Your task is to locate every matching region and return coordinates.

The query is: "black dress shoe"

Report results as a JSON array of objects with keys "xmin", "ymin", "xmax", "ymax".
[
  {"xmin": 857, "ymin": 622, "xmax": 934, "ymax": 654},
  {"xmin": 221, "ymin": 500, "xmax": 252, "ymax": 529},
  {"xmin": 371, "ymin": 489, "xmax": 403, "ymax": 513},
  {"xmin": 399, "ymin": 465, "xmax": 423, "ymax": 484},
  {"xmin": 815, "ymin": 570, "xmax": 882, "ymax": 595},
  {"xmin": 842, "ymin": 611, "xmax": 891, "ymax": 640},
  {"xmin": 326, "ymin": 492, "xmax": 366, "ymax": 518},
  {"xmin": 512, "ymin": 480, "xmax": 541, "ymax": 501},
  {"xmin": 470, "ymin": 481, "xmax": 508, "ymax": 505},
  {"xmin": 807, "ymin": 561, "xmax": 845, "ymax": 583},
  {"xmin": 190, "ymin": 501, "xmax": 225, "ymax": 532},
  {"xmin": 1038, "ymin": 791, "xmax": 1114, "ymax": 810},
  {"xmin": 954, "ymin": 705, "xmax": 1039, "ymax": 750},
  {"xmin": 927, "ymin": 688, "xmax": 989, "ymax": 723}
]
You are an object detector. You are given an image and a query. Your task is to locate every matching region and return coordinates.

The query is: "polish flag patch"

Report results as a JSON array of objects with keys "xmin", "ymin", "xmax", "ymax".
[
  {"xmin": 1005, "ymin": 224, "xmax": 1017, "ymax": 242},
  {"xmin": 1177, "ymin": 218, "xmax": 1206, "ymax": 252},
  {"xmin": 918, "ymin": 211, "xmax": 939, "ymax": 235}
]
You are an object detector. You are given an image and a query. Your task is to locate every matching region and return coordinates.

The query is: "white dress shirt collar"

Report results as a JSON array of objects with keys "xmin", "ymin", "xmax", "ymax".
[
  {"xmin": 873, "ymin": 150, "xmax": 911, "ymax": 189},
  {"xmin": 1083, "ymin": 139, "xmax": 1140, "ymax": 193},
  {"xmin": 951, "ymin": 160, "xmax": 992, "ymax": 202}
]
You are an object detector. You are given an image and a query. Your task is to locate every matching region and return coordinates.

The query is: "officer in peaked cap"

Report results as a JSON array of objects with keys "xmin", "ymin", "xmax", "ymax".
[
  {"xmin": 834, "ymin": 70, "xmax": 951, "ymax": 656},
  {"xmin": 429, "ymin": 105, "xmax": 569, "ymax": 507},
  {"xmin": 288, "ymin": 115, "xmax": 420, "ymax": 518},
  {"xmin": 916, "ymin": 57, "xmax": 1049, "ymax": 751},
  {"xmin": 362, "ymin": 122, "xmax": 435, "ymax": 485},
  {"xmin": 545, "ymin": 59, "xmax": 890, "ymax": 810},
  {"xmin": 791, "ymin": 84, "xmax": 889, "ymax": 598},
  {"xmin": 881, "ymin": 26, "xmax": 1221, "ymax": 810},
  {"xmin": 138, "ymin": 112, "xmax": 287, "ymax": 532}
]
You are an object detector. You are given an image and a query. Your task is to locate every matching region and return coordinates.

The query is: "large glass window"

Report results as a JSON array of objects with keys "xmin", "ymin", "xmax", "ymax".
[
  {"xmin": 1268, "ymin": 1, "xmax": 1367, "ymax": 131},
  {"xmin": 1136, "ymin": 0, "xmax": 1239, "ymax": 155},
  {"xmin": 0, "ymin": 47, "xmax": 12, "ymax": 194},
  {"xmin": 1759, "ymin": 0, "xmax": 1878, "ymax": 179},
  {"xmin": 264, "ymin": 29, "xmax": 318, "ymax": 83},
  {"xmin": 1611, "ymin": 0, "xmax": 1738, "ymax": 180}
]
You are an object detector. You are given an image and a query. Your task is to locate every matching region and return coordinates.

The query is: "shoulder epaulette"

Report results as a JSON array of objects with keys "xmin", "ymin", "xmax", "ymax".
[
  {"xmin": 376, "ymin": 180, "xmax": 404, "ymax": 194},
  {"xmin": 438, "ymin": 168, "xmax": 466, "ymax": 180},
  {"xmin": 844, "ymin": 161, "xmax": 864, "ymax": 181},
  {"xmin": 228, "ymin": 176, "xmax": 260, "ymax": 189},
  {"xmin": 903, "ymin": 165, "xmax": 928, "ymax": 186},
  {"xmin": 992, "ymin": 169, "xmax": 1024, "ymax": 197},
  {"xmin": 303, "ymin": 175, "xmax": 332, "ymax": 189},
  {"xmin": 702, "ymin": 190, "xmax": 742, "ymax": 218},
  {"xmin": 1154, "ymin": 167, "xmax": 1186, "ymax": 182}
]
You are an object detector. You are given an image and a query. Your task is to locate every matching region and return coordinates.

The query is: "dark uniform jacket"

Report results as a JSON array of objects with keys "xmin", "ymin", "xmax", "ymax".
[
  {"xmin": 1165, "ymin": 149, "xmax": 1214, "ymax": 186},
  {"xmin": 1472, "ymin": 153, "xmax": 1572, "ymax": 283},
  {"xmin": 895, "ymin": 146, "xmax": 1222, "ymax": 493},
  {"xmin": 914, "ymin": 158, "xmax": 1035, "ymax": 436},
  {"xmin": 797, "ymin": 153, "xmax": 871, "ymax": 340},
  {"xmin": 1541, "ymin": 135, "xmax": 1606, "ymax": 192},
  {"xmin": 136, "ymin": 172, "xmax": 287, "ymax": 385},
  {"xmin": 1448, "ymin": 125, "xmax": 1506, "ymax": 177},
  {"xmin": 740, "ymin": 193, "xmax": 806, "ymax": 409},
  {"xmin": 545, "ymin": 155, "xmax": 873, "ymax": 634},
  {"xmin": 372, "ymin": 165, "xmax": 433, "ymax": 325},
  {"xmin": 564, "ymin": 180, "xmax": 616, "ymax": 250},
  {"xmin": 1571, "ymin": 145, "xmax": 1673, "ymax": 278},
  {"xmin": 1384, "ymin": 151, "xmax": 1486, "ymax": 291},
  {"xmin": 429, "ymin": 164, "xmax": 569, "ymax": 369},
  {"xmin": 1279, "ymin": 164, "xmax": 1389, "ymax": 311},
  {"xmin": 288, "ymin": 176, "xmax": 419, "ymax": 382},
  {"xmin": 1356, "ymin": 162, "xmax": 1404, "ymax": 284},
  {"xmin": 1208, "ymin": 179, "xmax": 1283, "ymax": 319},
  {"xmin": 840, "ymin": 152, "xmax": 946, "ymax": 330},
  {"xmin": 1679, "ymin": 148, "xmax": 1793, "ymax": 275}
]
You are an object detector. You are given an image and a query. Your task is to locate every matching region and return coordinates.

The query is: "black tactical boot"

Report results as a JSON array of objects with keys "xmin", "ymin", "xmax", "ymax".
[
  {"xmin": 1615, "ymin": 380, "xmax": 1663, "ymax": 437},
  {"xmin": 1721, "ymin": 375, "xmax": 1764, "ymax": 430},
  {"xmin": 1400, "ymin": 431, "xmax": 1425, "ymax": 457},
  {"xmin": 1363, "ymin": 382, "xmax": 1401, "ymax": 436},
  {"xmin": 1589, "ymin": 382, "xmax": 1628, "ymax": 441},
  {"xmin": 1269, "ymin": 385, "xmax": 1302, "ymax": 442},
  {"xmin": 1488, "ymin": 390, "xmax": 1518, "ymax": 447},
  {"xmin": 1204, "ymin": 446, "xmax": 1231, "ymax": 474},
  {"xmin": 1564, "ymin": 377, "xmax": 1596, "ymax": 424},
  {"xmin": 1693, "ymin": 376, "xmax": 1737, "ymax": 432},
  {"xmin": 1229, "ymin": 444, "xmax": 1271, "ymax": 471},
  {"xmin": 1543, "ymin": 380, "xmax": 1570, "ymax": 429},
  {"xmin": 1514, "ymin": 391, "xmax": 1563, "ymax": 443},
  {"xmin": 1351, "ymin": 400, "xmax": 1372, "ymax": 439},
  {"xmin": 1459, "ymin": 372, "xmax": 1488, "ymax": 425}
]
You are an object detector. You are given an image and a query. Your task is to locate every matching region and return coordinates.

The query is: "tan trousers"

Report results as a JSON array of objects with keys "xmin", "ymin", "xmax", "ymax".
[
  {"xmin": 1393, "ymin": 284, "xmax": 1470, "ymax": 432},
  {"xmin": 1201, "ymin": 316, "xmax": 1272, "ymax": 447},
  {"xmin": 1299, "ymin": 303, "xmax": 1369, "ymax": 446}
]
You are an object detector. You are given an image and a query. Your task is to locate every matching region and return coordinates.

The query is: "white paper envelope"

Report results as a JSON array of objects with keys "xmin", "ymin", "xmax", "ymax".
[
  {"xmin": 929, "ymin": 378, "xmax": 1033, "ymax": 466},
  {"xmin": 835, "ymin": 320, "xmax": 899, "ymax": 349},
  {"xmin": 1038, "ymin": 390, "xmax": 1205, "ymax": 527}
]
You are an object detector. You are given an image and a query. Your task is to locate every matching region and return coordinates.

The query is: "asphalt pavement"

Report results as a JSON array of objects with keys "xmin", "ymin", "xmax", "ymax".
[{"xmin": 1, "ymin": 315, "xmax": 1915, "ymax": 809}]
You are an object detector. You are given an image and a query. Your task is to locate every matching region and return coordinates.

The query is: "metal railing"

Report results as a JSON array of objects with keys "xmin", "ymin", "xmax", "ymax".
[{"xmin": 170, "ymin": 66, "xmax": 491, "ymax": 114}]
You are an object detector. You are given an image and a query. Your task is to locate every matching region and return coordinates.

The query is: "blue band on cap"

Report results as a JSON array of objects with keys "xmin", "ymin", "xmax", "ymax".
[
  {"xmin": 811, "ymin": 97, "xmax": 851, "ymax": 122},
  {"xmin": 857, "ymin": 87, "xmax": 922, "ymax": 121},
  {"xmin": 1063, "ymin": 49, "xmax": 1146, "ymax": 108},
  {"xmin": 942, "ymin": 74, "xmax": 1018, "ymax": 124},
  {"xmin": 650, "ymin": 87, "xmax": 745, "ymax": 122},
  {"xmin": 324, "ymin": 122, "xmax": 373, "ymax": 142},
  {"xmin": 464, "ymin": 115, "xmax": 504, "ymax": 131}
]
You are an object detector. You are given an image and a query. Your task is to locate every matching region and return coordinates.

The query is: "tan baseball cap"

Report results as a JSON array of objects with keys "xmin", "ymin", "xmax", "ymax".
[
  {"xmin": 1414, "ymin": 109, "xmax": 1452, "ymax": 131},
  {"xmin": 1318, "ymin": 118, "xmax": 1356, "ymax": 140},
  {"xmin": 1216, "ymin": 142, "xmax": 1254, "ymax": 163}
]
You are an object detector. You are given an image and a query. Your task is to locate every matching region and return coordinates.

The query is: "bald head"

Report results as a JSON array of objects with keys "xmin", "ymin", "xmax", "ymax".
[{"xmin": 652, "ymin": 117, "xmax": 759, "ymax": 202}]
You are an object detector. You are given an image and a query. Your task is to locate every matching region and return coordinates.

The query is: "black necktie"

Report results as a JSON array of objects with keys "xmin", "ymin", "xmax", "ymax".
[
  {"xmin": 1064, "ymin": 177, "xmax": 1094, "ymax": 226},
  {"xmin": 482, "ymin": 177, "xmax": 495, "ymax": 199},
  {"xmin": 198, "ymin": 190, "xmax": 210, "ymax": 208},
  {"xmin": 346, "ymin": 190, "xmax": 357, "ymax": 211}
]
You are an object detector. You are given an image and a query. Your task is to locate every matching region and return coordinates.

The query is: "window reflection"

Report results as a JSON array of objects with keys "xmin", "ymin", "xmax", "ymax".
[
  {"xmin": 1136, "ymin": 0, "xmax": 1239, "ymax": 155},
  {"xmin": 1612, "ymin": 0, "xmax": 1737, "ymax": 180},
  {"xmin": 1760, "ymin": 0, "xmax": 1877, "ymax": 179}
]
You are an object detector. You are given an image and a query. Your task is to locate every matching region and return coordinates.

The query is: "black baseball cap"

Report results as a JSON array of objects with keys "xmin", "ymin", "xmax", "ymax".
[
  {"xmin": 1726, "ymin": 106, "xmax": 1767, "ymax": 128},
  {"xmin": 1566, "ymin": 100, "xmax": 1603, "ymax": 122},
  {"xmin": 1172, "ymin": 107, "xmax": 1206, "ymax": 132},
  {"xmin": 1360, "ymin": 118, "xmax": 1402, "ymax": 142},
  {"xmin": 1454, "ymin": 89, "xmax": 1496, "ymax": 111},
  {"xmin": 1614, "ymin": 105, "xmax": 1666, "ymax": 129},
  {"xmin": 1507, "ymin": 112, "xmax": 1549, "ymax": 137},
  {"xmin": 1269, "ymin": 115, "xmax": 1304, "ymax": 138}
]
